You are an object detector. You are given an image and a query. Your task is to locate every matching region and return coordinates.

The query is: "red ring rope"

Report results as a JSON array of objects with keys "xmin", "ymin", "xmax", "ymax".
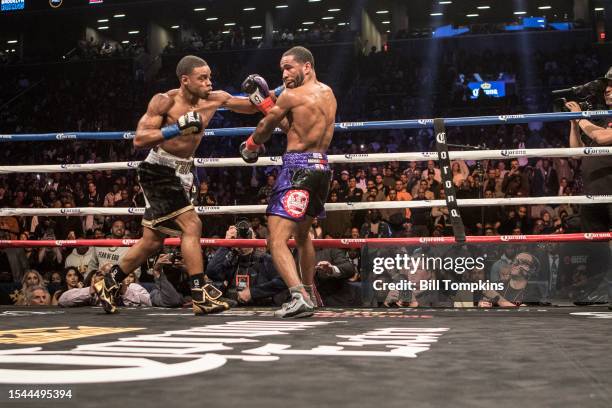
[{"xmin": 0, "ymin": 233, "xmax": 610, "ymax": 248}]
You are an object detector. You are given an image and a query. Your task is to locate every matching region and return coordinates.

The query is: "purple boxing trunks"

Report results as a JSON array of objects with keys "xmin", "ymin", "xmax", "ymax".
[{"xmin": 267, "ymin": 152, "xmax": 332, "ymax": 222}]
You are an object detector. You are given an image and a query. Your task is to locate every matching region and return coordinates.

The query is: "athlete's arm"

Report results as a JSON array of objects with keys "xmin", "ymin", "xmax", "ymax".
[
  {"xmin": 134, "ymin": 94, "xmax": 173, "ymax": 148},
  {"xmin": 208, "ymin": 91, "xmax": 258, "ymax": 114},
  {"xmin": 250, "ymin": 91, "xmax": 293, "ymax": 145},
  {"xmin": 134, "ymin": 94, "xmax": 202, "ymax": 149}
]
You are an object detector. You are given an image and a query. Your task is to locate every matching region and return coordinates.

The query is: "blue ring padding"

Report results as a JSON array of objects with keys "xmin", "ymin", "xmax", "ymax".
[{"xmin": 1, "ymin": 111, "xmax": 610, "ymax": 141}]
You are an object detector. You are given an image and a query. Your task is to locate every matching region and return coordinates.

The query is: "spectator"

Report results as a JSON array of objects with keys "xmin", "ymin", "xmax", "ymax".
[
  {"xmin": 360, "ymin": 210, "xmax": 392, "ymax": 238},
  {"xmin": 25, "ymin": 285, "xmax": 51, "ymax": 306},
  {"xmin": 422, "ymin": 160, "xmax": 442, "ymax": 183},
  {"xmin": 148, "ymin": 253, "xmax": 186, "ymax": 308},
  {"xmin": 64, "ymin": 236, "xmax": 94, "ymax": 276},
  {"xmin": 531, "ymin": 159, "xmax": 559, "ymax": 197},
  {"xmin": 312, "ymin": 227, "xmax": 358, "ymax": 306},
  {"xmin": 321, "ymin": 191, "xmax": 351, "ymax": 238},
  {"xmin": 206, "ymin": 223, "xmax": 287, "ymax": 306},
  {"xmin": 88, "ymin": 219, "xmax": 140, "ymax": 278},
  {"xmin": 346, "ymin": 176, "xmax": 364, "ymax": 202},
  {"xmin": 12, "ymin": 269, "xmax": 46, "ymax": 305},
  {"xmin": 51, "ymin": 266, "xmax": 84, "ymax": 305},
  {"xmin": 480, "ymin": 252, "xmax": 543, "ymax": 307}
]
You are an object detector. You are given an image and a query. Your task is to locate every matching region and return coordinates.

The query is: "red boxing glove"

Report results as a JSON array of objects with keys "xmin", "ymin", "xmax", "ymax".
[
  {"xmin": 245, "ymin": 135, "xmax": 261, "ymax": 152},
  {"xmin": 242, "ymin": 74, "xmax": 275, "ymax": 115},
  {"xmin": 240, "ymin": 135, "xmax": 263, "ymax": 164}
]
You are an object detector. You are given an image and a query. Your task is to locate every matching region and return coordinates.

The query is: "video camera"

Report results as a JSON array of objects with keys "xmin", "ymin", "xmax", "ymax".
[{"xmin": 552, "ymin": 70, "xmax": 610, "ymax": 112}]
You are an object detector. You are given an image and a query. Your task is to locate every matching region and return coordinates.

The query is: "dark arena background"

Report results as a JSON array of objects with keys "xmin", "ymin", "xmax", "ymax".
[{"xmin": 1, "ymin": 0, "xmax": 612, "ymax": 407}]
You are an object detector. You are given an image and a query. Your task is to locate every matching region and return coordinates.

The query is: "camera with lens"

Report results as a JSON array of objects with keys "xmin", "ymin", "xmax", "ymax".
[
  {"xmin": 168, "ymin": 248, "xmax": 183, "ymax": 263},
  {"xmin": 235, "ymin": 218, "xmax": 253, "ymax": 239},
  {"xmin": 552, "ymin": 77, "xmax": 608, "ymax": 112}
]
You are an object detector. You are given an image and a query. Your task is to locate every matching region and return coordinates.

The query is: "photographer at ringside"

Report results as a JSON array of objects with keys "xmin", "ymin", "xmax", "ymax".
[
  {"xmin": 564, "ymin": 67, "xmax": 612, "ymax": 310},
  {"xmin": 206, "ymin": 219, "xmax": 287, "ymax": 306},
  {"xmin": 565, "ymin": 67, "xmax": 612, "ymax": 233}
]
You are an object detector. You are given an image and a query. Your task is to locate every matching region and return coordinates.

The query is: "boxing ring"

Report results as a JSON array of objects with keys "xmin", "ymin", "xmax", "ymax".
[
  {"xmin": 1, "ymin": 109, "xmax": 611, "ymax": 308},
  {"xmin": 2, "ymin": 110, "xmax": 612, "ymax": 406}
]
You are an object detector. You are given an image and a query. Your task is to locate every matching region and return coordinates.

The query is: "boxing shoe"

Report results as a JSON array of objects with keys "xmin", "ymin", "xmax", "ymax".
[
  {"xmin": 93, "ymin": 273, "xmax": 119, "ymax": 314},
  {"xmin": 192, "ymin": 284, "xmax": 231, "ymax": 315},
  {"xmin": 304, "ymin": 285, "xmax": 322, "ymax": 308},
  {"xmin": 274, "ymin": 292, "xmax": 315, "ymax": 318}
]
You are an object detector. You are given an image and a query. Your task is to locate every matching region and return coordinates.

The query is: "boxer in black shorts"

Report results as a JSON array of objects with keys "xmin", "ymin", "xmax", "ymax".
[
  {"xmin": 239, "ymin": 46, "xmax": 337, "ymax": 317},
  {"xmin": 94, "ymin": 55, "xmax": 263, "ymax": 315}
]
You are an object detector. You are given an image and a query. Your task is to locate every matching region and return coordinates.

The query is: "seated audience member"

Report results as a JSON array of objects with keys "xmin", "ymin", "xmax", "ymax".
[
  {"xmin": 64, "ymin": 238, "xmax": 94, "ymax": 277},
  {"xmin": 148, "ymin": 252, "xmax": 188, "ymax": 308},
  {"xmin": 320, "ymin": 191, "xmax": 351, "ymax": 238},
  {"xmin": 88, "ymin": 219, "xmax": 140, "ymax": 278},
  {"xmin": 311, "ymin": 227, "xmax": 358, "ymax": 306},
  {"xmin": 12, "ymin": 269, "xmax": 46, "ymax": 305},
  {"xmin": 360, "ymin": 209, "xmax": 392, "ymax": 238},
  {"xmin": 206, "ymin": 222, "xmax": 287, "ymax": 306},
  {"xmin": 49, "ymin": 271, "xmax": 62, "ymax": 285},
  {"xmin": 58, "ymin": 264, "xmax": 151, "ymax": 307},
  {"xmin": 51, "ymin": 266, "xmax": 84, "ymax": 305},
  {"xmin": 480, "ymin": 252, "xmax": 543, "ymax": 307},
  {"xmin": 406, "ymin": 267, "xmax": 453, "ymax": 308},
  {"xmin": 25, "ymin": 285, "xmax": 51, "ymax": 306},
  {"xmin": 117, "ymin": 270, "xmax": 152, "ymax": 307}
]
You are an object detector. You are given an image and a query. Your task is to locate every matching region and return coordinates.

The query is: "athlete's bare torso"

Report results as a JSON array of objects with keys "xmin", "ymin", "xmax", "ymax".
[
  {"xmin": 139, "ymin": 89, "xmax": 233, "ymax": 159},
  {"xmin": 283, "ymin": 81, "xmax": 336, "ymax": 152}
]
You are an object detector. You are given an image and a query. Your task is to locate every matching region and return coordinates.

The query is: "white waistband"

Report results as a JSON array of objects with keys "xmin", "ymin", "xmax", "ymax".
[{"xmin": 145, "ymin": 148, "xmax": 193, "ymax": 174}]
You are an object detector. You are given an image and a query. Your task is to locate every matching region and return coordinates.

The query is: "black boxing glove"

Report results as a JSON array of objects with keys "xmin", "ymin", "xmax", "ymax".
[
  {"xmin": 239, "ymin": 135, "xmax": 264, "ymax": 164},
  {"xmin": 161, "ymin": 111, "xmax": 202, "ymax": 140},
  {"xmin": 242, "ymin": 74, "xmax": 275, "ymax": 115}
]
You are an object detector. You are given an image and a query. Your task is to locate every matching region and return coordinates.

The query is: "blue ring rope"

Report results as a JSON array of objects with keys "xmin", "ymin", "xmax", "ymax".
[{"xmin": 1, "ymin": 111, "xmax": 610, "ymax": 141}]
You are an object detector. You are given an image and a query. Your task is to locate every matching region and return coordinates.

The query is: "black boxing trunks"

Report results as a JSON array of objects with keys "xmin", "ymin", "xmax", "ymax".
[
  {"xmin": 138, "ymin": 147, "xmax": 195, "ymax": 236},
  {"xmin": 267, "ymin": 152, "xmax": 332, "ymax": 221}
]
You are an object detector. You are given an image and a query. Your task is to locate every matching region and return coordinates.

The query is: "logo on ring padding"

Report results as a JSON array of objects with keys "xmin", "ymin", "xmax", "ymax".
[
  {"xmin": 500, "ymin": 235, "xmax": 527, "ymax": 241},
  {"xmin": 419, "ymin": 237, "xmax": 445, "ymax": 243},
  {"xmin": 498, "ymin": 114, "xmax": 525, "ymax": 121},
  {"xmin": 581, "ymin": 110, "xmax": 609, "ymax": 117},
  {"xmin": 127, "ymin": 208, "xmax": 144, "ymax": 214},
  {"xmin": 337, "ymin": 122, "xmax": 364, "ymax": 129},
  {"xmin": 584, "ymin": 233, "xmax": 611, "ymax": 240},
  {"xmin": 60, "ymin": 208, "xmax": 81, "ymax": 215},
  {"xmin": 55, "ymin": 133, "xmax": 77, "ymax": 140},
  {"xmin": 500, "ymin": 149, "xmax": 526, "ymax": 157},
  {"xmin": 194, "ymin": 158, "xmax": 220, "ymax": 164},
  {"xmin": 196, "ymin": 206, "xmax": 221, "ymax": 213},
  {"xmin": 583, "ymin": 147, "xmax": 610, "ymax": 155}
]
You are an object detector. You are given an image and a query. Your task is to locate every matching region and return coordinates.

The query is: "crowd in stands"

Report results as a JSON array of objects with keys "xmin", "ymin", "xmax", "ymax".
[
  {"xmin": 0, "ymin": 40, "xmax": 608, "ymax": 307},
  {"xmin": 164, "ymin": 24, "xmax": 352, "ymax": 54}
]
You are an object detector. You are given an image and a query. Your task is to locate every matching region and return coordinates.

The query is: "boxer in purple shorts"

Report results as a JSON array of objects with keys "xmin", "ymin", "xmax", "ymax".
[{"xmin": 239, "ymin": 46, "xmax": 337, "ymax": 317}]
